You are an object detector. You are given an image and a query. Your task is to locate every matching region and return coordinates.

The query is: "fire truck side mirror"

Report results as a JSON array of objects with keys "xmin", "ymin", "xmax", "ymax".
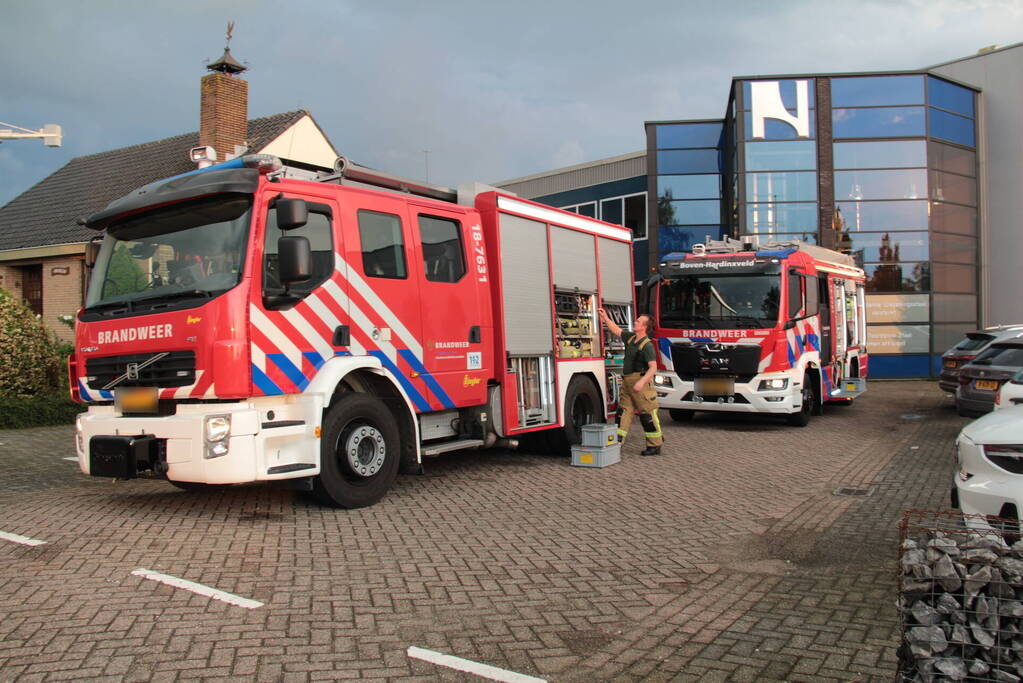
[
  {"xmin": 276, "ymin": 198, "xmax": 309, "ymax": 230},
  {"xmin": 278, "ymin": 236, "xmax": 312, "ymax": 285}
]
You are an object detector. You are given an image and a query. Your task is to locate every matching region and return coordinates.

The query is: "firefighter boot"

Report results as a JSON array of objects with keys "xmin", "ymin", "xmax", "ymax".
[{"xmin": 640, "ymin": 446, "xmax": 661, "ymax": 456}]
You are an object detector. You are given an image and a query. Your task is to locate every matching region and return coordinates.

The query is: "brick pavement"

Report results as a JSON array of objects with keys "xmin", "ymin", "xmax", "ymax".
[{"xmin": 0, "ymin": 382, "xmax": 967, "ymax": 681}]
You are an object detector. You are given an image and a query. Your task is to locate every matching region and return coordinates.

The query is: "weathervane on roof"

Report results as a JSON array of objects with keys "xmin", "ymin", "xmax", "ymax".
[{"xmin": 206, "ymin": 21, "xmax": 247, "ymax": 75}]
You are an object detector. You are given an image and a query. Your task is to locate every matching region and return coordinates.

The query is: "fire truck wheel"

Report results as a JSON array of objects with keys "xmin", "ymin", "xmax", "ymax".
[
  {"xmin": 786, "ymin": 373, "xmax": 814, "ymax": 427},
  {"xmin": 668, "ymin": 409, "xmax": 694, "ymax": 422},
  {"xmin": 313, "ymin": 392, "xmax": 400, "ymax": 508},
  {"xmin": 563, "ymin": 376, "xmax": 602, "ymax": 447}
]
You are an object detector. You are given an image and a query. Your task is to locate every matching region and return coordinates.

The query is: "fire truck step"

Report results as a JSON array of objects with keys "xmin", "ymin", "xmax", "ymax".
[{"xmin": 422, "ymin": 439, "xmax": 486, "ymax": 457}]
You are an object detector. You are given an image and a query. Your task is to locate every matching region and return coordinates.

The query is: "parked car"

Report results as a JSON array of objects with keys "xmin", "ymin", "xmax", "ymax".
[
  {"xmin": 995, "ymin": 368, "xmax": 1023, "ymax": 410},
  {"xmin": 940, "ymin": 325, "xmax": 1023, "ymax": 393},
  {"xmin": 953, "ymin": 404, "xmax": 1023, "ymax": 521},
  {"xmin": 956, "ymin": 339, "xmax": 1023, "ymax": 417}
]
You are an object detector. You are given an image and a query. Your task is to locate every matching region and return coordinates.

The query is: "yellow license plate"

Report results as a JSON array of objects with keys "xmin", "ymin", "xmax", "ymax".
[
  {"xmin": 975, "ymin": 379, "xmax": 999, "ymax": 391},
  {"xmin": 696, "ymin": 377, "xmax": 734, "ymax": 397},
  {"xmin": 115, "ymin": 387, "xmax": 159, "ymax": 414}
]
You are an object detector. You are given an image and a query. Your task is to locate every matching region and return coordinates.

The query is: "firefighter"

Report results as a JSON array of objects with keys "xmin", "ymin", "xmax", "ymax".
[{"xmin": 598, "ymin": 308, "xmax": 663, "ymax": 455}]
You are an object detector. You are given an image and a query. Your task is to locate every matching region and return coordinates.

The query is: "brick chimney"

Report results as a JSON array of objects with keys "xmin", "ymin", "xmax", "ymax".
[{"xmin": 199, "ymin": 43, "xmax": 248, "ymax": 162}]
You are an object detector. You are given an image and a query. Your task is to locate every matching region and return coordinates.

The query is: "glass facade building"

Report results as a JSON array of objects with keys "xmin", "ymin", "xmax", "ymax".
[{"xmin": 646, "ymin": 71, "xmax": 980, "ymax": 378}]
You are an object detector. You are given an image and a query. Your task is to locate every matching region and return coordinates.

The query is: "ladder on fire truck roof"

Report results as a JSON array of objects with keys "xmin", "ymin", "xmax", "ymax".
[
  {"xmin": 692, "ymin": 235, "xmax": 856, "ymax": 268},
  {"xmin": 316, "ymin": 155, "xmax": 509, "ymax": 207}
]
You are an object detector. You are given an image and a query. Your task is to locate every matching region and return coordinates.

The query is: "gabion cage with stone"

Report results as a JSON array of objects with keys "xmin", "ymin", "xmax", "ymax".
[{"xmin": 898, "ymin": 510, "xmax": 1023, "ymax": 682}]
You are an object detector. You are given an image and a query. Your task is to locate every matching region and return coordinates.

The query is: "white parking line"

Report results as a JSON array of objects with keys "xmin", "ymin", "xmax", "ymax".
[
  {"xmin": 131, "ymin": 569, "xmax": 263, "ymax": 609},
  {"xmin": 407, "ymin": 646, "xmax": 546, "ymax": 683},
  {"xmin": 0, "ymin": 530, "xmax": 47, "ymax": 546}
]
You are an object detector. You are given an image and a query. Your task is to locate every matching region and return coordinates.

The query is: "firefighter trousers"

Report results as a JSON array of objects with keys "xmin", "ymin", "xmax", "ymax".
[{"xmin": 616, "ymin": 372, "xmax": 663, "ymax": 447}]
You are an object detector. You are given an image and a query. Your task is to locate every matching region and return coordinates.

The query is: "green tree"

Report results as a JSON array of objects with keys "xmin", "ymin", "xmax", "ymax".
[
  {"xmin": 102, "ymin": 243, "xmax": 145, "ymax": 298},
  {"xmin": 0, "ymin": 289, "xmax": 64, "ymax": 397}
]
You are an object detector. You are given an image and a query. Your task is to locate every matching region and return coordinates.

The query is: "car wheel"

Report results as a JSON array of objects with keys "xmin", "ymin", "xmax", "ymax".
[{"xmin": 312, "ymin": 392, "xmax": 400, "ymax": 508}]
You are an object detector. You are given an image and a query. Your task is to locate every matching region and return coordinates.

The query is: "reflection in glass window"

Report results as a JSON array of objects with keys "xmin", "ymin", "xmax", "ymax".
[
  {"xmin": 745, "ymin": 171, "xmax": 817, "ymax": 203},
  {"xmin": 756, "ymin": 231, "xmax": 818, "ymax": 245},
  {"xmin": 837, "ymin": 231, "xmax": 928, "ymax": 264},
  {"xmin": 740, "ymin": 79, "xmax": 816, "ymax": 111},
  {"xmin": 930, "ymin": 170, "xmax": 977, "ymax": 206},
  {"xmin": 743, "ymin": 113, "xmax": 816, "ymax": 140},
  {"xmin": 864, "ymin": 262, "xmax": 930, "ymax": 293},
  {"xmin": 418, "ymin": 215, "xmax": 466, "ymax": 283},
  {"xmin": 624, "ymin": 194, "xmax": 647, "ymax": 240},
  {"xmin": 928, "ymin": 76, "xmax": 975, "ymax": 118},
  {"xmin": 932, "ymin": 263, "xmax": 976, "ymax": 293},
  {"xmin": 930, "ymin": 202, "xmax": 977, "ymax": 236},
  {"xmin": 358, "ymin": 210, "xmax": 407, "ymax": 279},
  {"xmin": 928, "ymin": 108, "xmax": 976, "ymax": 147},
  {"xmin": 831, "ymin": 75, "xmax": 925, "ymax": 107},
  {"xmin": 657, "ymin": 174, "xmax": 720, "ymax": 200},
  {"xmin": 834, "ymin": 169, "xmax": 928, "ymax": 201},
  {"xmin": 659, "ymin": 226, "xmax": 725, "ymax": 257},
  {"xmin": 834, "ymin": 200, "xmax": 929, "ymax": 231},
  {"xmin": 659, "ymin": 200, "xmax": 720, "ymax": 226},
  {"xmin": 657, "ymin": 149, "xmax": 721, "ymax": 174},
  {"xmin": 832, "ymin": 107, "xmax": 925, "ymax": 139},
  {"xmin": 601, "ymin": 198, "xmax": 623, "ymax": 225},
  {"xmin": 931, "ymin": 234, "xmax": 977, "ymax": 264},
  {"xmin": 744, "ymin": 140, "xmax": 816, "ymax": 171},
  {"xmin": 833, "ymin": 140, "xmax": 926, "ymax": 169},
  {"xmin": 264, "ymin": 209, "xmax": 334, "ymax": 293},
  {"xmin": 745, "ymin": 202, "xmax": 818, "ymax": 233},
  {"xmin": 656, "ymin": 122, "xmax": 723, "ymax": 149},
  {"xmin": 929, "ymin": 142, "xmax": 976, "ymax": 177}
]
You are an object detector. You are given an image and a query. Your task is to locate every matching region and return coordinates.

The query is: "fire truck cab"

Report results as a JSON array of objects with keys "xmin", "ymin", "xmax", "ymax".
[
  {"xmin": 649, "ymin": 237, "xmax": 867, "ymax": 426},
  {"xmin": 71, "ymin": 155, "xmax": 635, "ymax": 507}
]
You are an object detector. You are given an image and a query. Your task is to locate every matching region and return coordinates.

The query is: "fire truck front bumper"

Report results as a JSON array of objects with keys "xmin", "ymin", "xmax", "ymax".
[
  {"xmin": 652, "ymin": 372, "xmax": 800, "ymax": 414},
  {"xmin": 75, "ymin": 398, "xmax": 321, "ymax": 485}
]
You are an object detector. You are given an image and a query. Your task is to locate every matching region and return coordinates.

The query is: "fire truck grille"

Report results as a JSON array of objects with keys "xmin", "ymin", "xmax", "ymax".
[{"xmin": 85, "ymin": 351, "xmax": 196, "ymax": 389}]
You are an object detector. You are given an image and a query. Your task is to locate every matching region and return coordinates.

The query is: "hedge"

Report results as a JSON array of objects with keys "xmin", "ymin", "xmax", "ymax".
[{"xmin": 0, "ymin": 393, "xmax": 85, "ymax": 430}]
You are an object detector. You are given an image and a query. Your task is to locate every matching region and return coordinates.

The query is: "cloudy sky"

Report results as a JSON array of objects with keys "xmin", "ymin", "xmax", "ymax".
[{"xmin": 2, "ymin": 0, "xmax": 1022, "ymax": 207}]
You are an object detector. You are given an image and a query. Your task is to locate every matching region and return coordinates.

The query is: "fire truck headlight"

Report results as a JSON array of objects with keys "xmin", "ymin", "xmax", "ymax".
[
  {"xmin": 654, "ymin": 375, "xmax": 673, "ymax": 388},
  {"xmin": 758, "ymin": 378, "xmax": 789, "ymax": 391},
  {"xmin": 204, "ymin": 414, "xmax": 231, "ymax": 442}
]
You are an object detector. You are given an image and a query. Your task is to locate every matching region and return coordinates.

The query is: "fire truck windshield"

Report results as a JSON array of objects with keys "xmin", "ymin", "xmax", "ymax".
[
  {"xmin": 85, "ymin": 195, "xmax": 252, "ymax": 311},
  {"xmin": 659, "ymin": 274, "xmax": 780, "ymax": 330}
]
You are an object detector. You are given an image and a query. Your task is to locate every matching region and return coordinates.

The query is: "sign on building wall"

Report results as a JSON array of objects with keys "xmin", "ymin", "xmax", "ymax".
[
  {"xmin": 750, "ymin": 80, "xmax": 811, "ymax": 139},
  {"xmin": 866, "ymin": 294, "xmax": 930, "ymax": 324},
  {"xmin": 868, "ymin": 324, "xmax": 930, "ymax": 354}
]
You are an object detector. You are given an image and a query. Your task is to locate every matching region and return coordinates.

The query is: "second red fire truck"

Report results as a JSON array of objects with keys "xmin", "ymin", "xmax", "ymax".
[
  {"xmin": 649, "ymin": 237, "xmax": 867, "ymax": 426},
  {"xmin": 71, "ymin": 155, "xmax": 635, "ymax": 507}
]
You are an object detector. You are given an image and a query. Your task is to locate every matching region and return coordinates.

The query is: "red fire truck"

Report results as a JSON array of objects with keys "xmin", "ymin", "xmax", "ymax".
[
  {"xmin": 71, "ymin": 154, "xmax": 635, "ymax": 507},
  {"xmin": 649, "ymin": 237, "xmax": 867, "ymax": 426}
]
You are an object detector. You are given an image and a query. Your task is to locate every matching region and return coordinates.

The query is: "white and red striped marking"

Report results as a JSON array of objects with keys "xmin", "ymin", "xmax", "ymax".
[
  {"xmin": 0, "ymin": 530, "xmax": 47, "ymax": 546},
  {"xmin": 132, "ymin": 568, "xmax": 263, "ymax": 609},
  {"xmin": 407, "ymin": 646, "xmax": 546, "ymax": 683}
]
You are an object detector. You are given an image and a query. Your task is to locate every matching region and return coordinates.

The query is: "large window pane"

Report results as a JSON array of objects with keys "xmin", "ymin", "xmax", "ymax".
[
  {"xmin": 657, "ymin": 149, "xmax": 721, "ymax": 174},
  {"xmin": 660, "ymin": 200, "xmax": 720, "ymax": 225},
  {"xmin": 757, "ymin": 231, "xmax": 818, "ymax": 245},
  {"xmin": 745, "ymin": 202, "xmax": 817, "ymax": 233},
  {"xmin": 831, "ymin": 75, "xmax": 925, "ymax": 107},
  {"xmin": 743, "ymin": 113, "xmax": 816, "ymax": 140},
  {"xmin": 358, "ymin": 210, "xmax": 407, "ymax": 279},
  {"xmin": 745, "ymin": 171, "xmax": 817, "ymax": 202},
  {"xmin": 928, "ymin": 76, "xmax": 975, "ymax": 117},
  {"xmin": 833, "ymin": 140, "xmax": 926, "ymax": 169},
  {"xmin": 931, "ymin": 233, "xmax": 976, "ymax": 264},
  {"xmin": 867, "ymin": 324, "xmax": 930, "ymax": 353},
  {"xmin": 929, "ymin": 141, "xmax": 976, "ymax": 177},
  {"xmin": 932, "ymin": 263, "xmax": 976, "ymax": 293},
  {"xmin": 743, "ymin": 140, "xmax": 816, "ymax": 171},
  {"xmin": 834, "ymin": 200, "xmax": 929, "ymax": 231},
  {"xmin": 930, "ymin": 170, "xmax": 976, "ymax": 206},
  {"xmin": 930, "ymin": 202, "xmax": 976, "ymax": 235},
  {"xmin": 933, "ymin": 294, "xmax": 977, "ymax": 323},
  {"xmin": 656, "ymin": 122, "xmax": 723, "ymax": 149},
  {"xmin": 600, "ymin": 198, "xmax": 623, "ymax": 225},
  {"xmin": 865, "ymin": 262, "xmax": 930, "ymax": 293},
  {"xmin": 929, "ymin": 108, "xmax": 976, "ymax": 147},
  {"xmin": 835, "ymin": 169, "xmax": 928, "ymax": 201},
  {"xmin": 740, "ymin": 79, "xmax": 816, "ymax": 111},
  {"xmin": 657, "ymin": 174, "xmax": 720, "ymax": 200},
  {"xmin": 624, "ymin": 194, "xmax": 647, "ymax": 240},
  {"xmin": 659, "ymin": 226, "xmax": 725, "ymax": 257},
  {"xmin": 838, "ymin": 231, "xmax": 928, "ymax": 263},
  {"xmin": 832, "ymin": 107, "xmax": 925, "ymax": 139}
]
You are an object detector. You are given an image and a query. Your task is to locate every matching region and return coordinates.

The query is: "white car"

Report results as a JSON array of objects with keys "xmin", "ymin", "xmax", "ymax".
[
  {"xmin": 995, "ymin": 368, "xmax": 1023, "ymax": 410},
  {"xmin": 954, "ymin": 405, "xmax": 1023, "ymax": 519}
]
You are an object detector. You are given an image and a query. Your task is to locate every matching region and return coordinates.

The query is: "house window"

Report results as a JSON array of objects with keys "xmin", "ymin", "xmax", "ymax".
[{"xmin": 20, "ymin": 264, "xmax": 42, "ymax": 315}]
